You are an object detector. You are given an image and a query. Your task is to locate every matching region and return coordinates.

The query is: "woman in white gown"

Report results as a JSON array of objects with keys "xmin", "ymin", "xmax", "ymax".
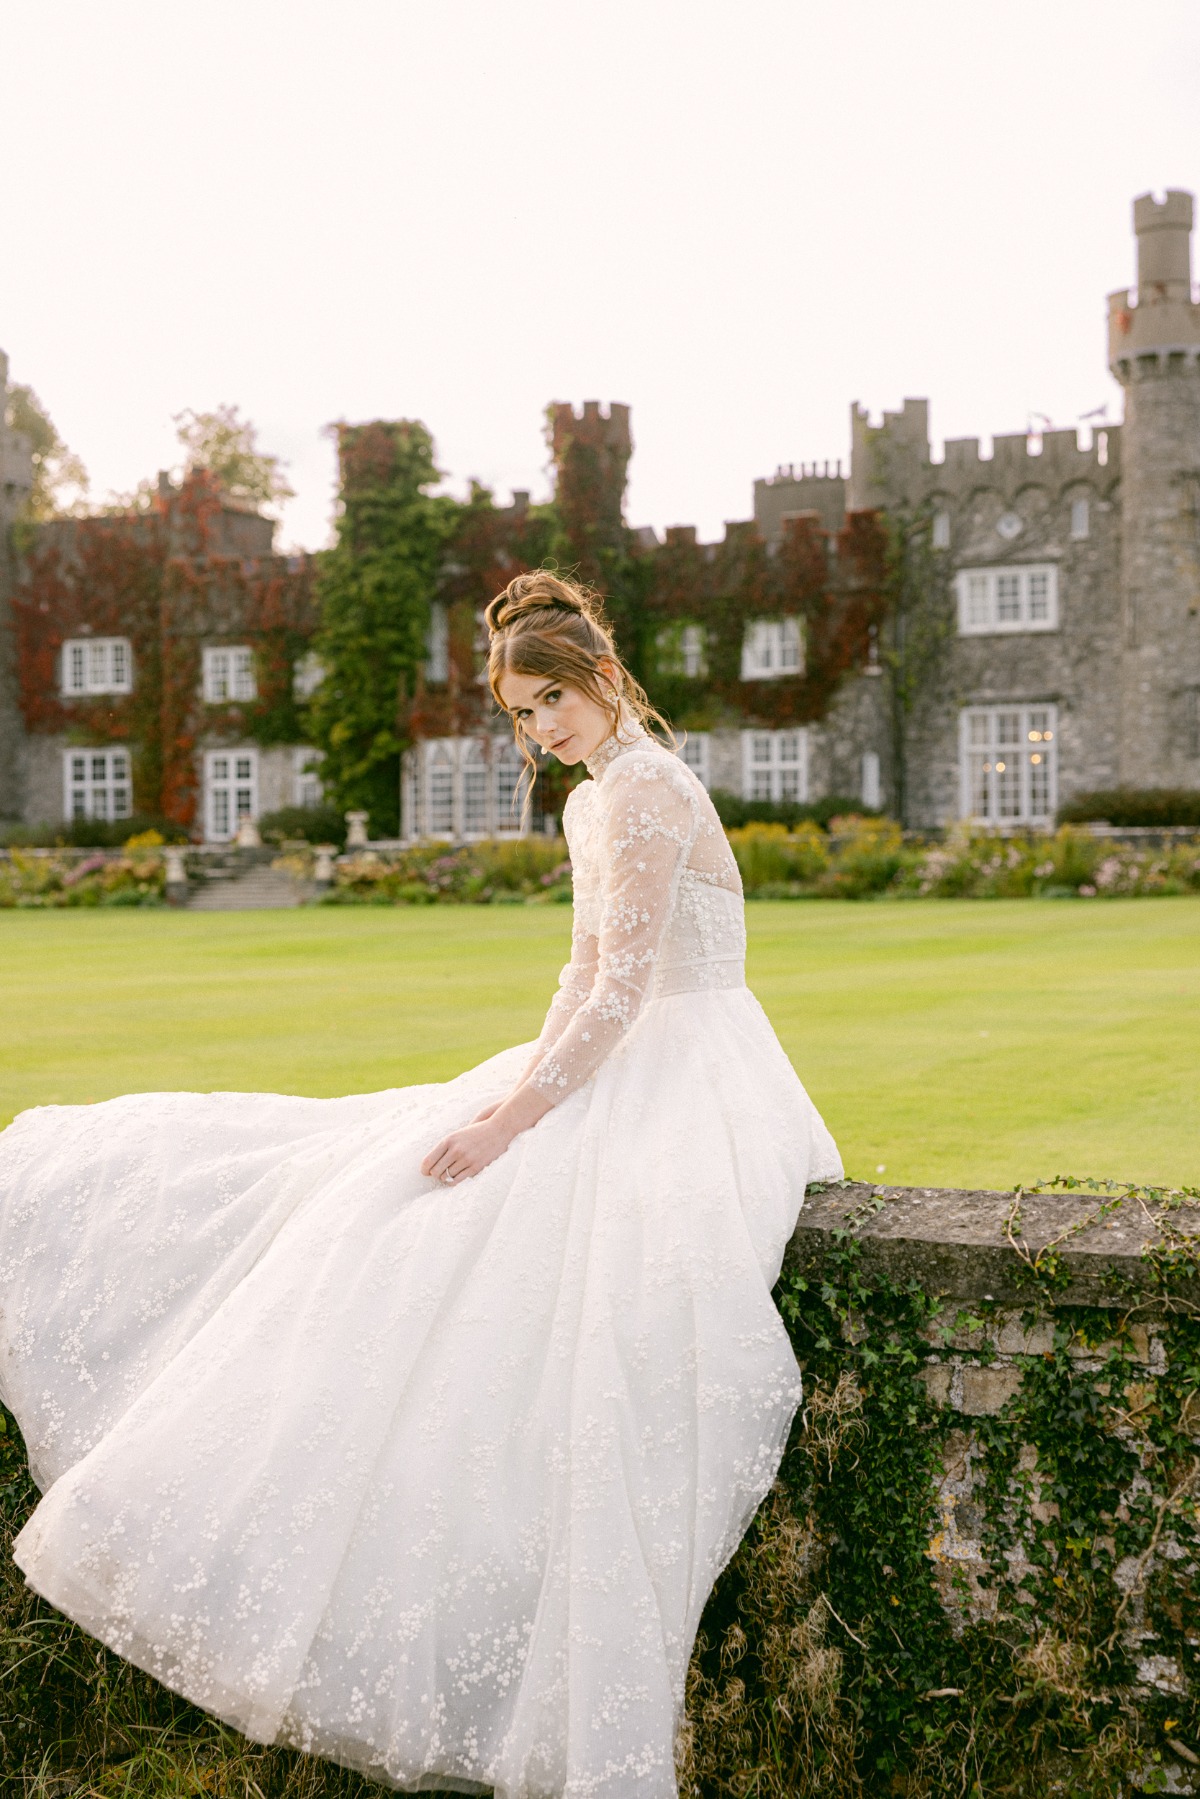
[{"xmin": 0, "ymin": 572, "xmax": 841, "ymax": 1798}]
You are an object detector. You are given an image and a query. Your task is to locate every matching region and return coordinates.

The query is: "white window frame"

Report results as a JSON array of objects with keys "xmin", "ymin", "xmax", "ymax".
[
  {"xmin": 956, "ymin": 565, "xmax": 1059, "ymax": 635},
  {"xmin": 741, "ymin": 728, "xmax": 809, "ymax": 803},
  {"xmin": 959, "ymin": 704, "xmax": 1058, "ymax": 825},
  {"xmin": 655, "ymin": 621, "xmax": 708, "ymax": 679},
  {"xmin": 292, "ymin": 746, "xmax": 324, "ymax": 808},
  {"xmin": 204, "ymin": 748, "xmax": 259, "ymax": 841},
  {"xmin": 63, "ymin": 747, "xmax": 133, "ymax": 821},
  {"xmin": 292, "ymin": 651, "xmax": 325, "ymax": 700},
  {"xmin": 1070, "ymin": 498, "xmax": 1091, "ymax": 540},
  {"xmin": 202, "ymin": 645, "xmax": 257, "ymax": 703},
  {"xmin": 740, "ymin": 617, "xmax": 804, "ymax": 680},
  {"xmin": 678, "ymin": 732, "xmax": 711, "ymax": 788},
  {"xmin": 61, "ymin": 637, "xmax": 133, "ymax": 696},
  {"xmin": 861, "ymin": 750, "xmax": 881, "ymax": 810},
  {"xmin": 402, "ymin": 736, "xmax": 532, "ymax": 840},
  {"xmin": 425, "ymin": 602, "xmax": 449, "ymax": 683}
]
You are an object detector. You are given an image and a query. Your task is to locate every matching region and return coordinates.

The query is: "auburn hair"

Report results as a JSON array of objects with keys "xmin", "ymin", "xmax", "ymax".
[{"xmin": 485, "ymin": 571, "xmax": 675, "ymax": 815}]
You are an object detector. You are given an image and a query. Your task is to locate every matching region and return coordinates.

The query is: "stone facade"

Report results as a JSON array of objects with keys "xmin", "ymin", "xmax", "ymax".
[{"xmin": 4, "ymin": 188, "xmax": 1196, "ymax": 840}]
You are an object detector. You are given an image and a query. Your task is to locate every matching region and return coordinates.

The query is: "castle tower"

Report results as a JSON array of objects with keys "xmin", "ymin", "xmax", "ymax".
[
  {"xmin": 0, "ymin": 349, "xmax": 34, "ymax": 820},
  {"xmin": 547, "ymin": 401, "xmax": 632, "ymax": 574},
  {"xmin": 1109, "ymin": 191, "xmax": 1200, "ymax": 789}
]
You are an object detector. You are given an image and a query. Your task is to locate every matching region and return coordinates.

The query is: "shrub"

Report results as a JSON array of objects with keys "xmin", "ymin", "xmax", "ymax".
[
  {"xmin": 315, "ymin": 837, "xmax": 571, "ymax": 905},
  {"xmin": 258, "ymin": 804, "xmax": 348, "ymax": 848},
  {"xmin": 823, "ymin": 816, "xmax": 910, "ymax": 898},
  {"xmin": 728, "ymin": 822, "xmax": 829, "ymax": 892},
  {"xmin": 1058, "ymin": 787, "xmax": 1200, "ymax": 828},
  {"xmin": 711, "ymin": 790, "xmax": 877, "ymax": 830},
  {"xmin": 0, "ymin": 849, "xmax": 166, "ymax": 907},
  {"xmin": 0, "ymin": 814, "xmax": 188, "ymax": 849}
]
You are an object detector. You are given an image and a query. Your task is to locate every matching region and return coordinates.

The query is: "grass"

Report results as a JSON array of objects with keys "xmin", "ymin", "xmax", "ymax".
[{"xmin": 2, "ymin": 897, "xmax": 1198, "ymax": 1189}]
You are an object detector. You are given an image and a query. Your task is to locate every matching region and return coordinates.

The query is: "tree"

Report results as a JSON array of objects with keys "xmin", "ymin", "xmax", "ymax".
[
  {"xmin": 305, "ymin": 420, "xmax": 457, "ymax": 835},
  {"xmin": 173, "ymin": 404, "xmax": 294, "ymax": 514},
  {"xmin": 3, "ymin": 384, "xmax": 89, "ymax": 520}
]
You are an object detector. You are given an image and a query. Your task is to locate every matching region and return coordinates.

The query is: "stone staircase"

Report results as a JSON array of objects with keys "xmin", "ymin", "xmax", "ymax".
[{"xmin": 185, "ymin": 850, "xmax": 312, "ymax": 911}]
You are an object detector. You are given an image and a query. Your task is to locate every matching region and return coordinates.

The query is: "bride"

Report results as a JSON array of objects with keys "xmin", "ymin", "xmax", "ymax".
[{"xmin": 0, "ymin": 571, "xmax": 841, "ymax": 1797}]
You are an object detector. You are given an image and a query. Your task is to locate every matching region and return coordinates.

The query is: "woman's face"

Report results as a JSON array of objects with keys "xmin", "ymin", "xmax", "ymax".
[{"xmin": 497, "ymin": 664, "xmax": 617, "ymax": 766}]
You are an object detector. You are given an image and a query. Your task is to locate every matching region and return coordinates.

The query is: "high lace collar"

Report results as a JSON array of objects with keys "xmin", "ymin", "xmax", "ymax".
[{"xmin": 585, "ymin": 722, "xmax": 648, "ymax": 779}]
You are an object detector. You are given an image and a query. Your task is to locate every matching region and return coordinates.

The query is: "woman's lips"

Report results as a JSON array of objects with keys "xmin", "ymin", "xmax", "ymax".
[{"xmin": 550, "ymin": 735, "xmax": 573, "ymax": 756}]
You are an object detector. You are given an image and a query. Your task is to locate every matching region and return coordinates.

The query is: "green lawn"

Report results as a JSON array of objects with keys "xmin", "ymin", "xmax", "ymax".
[{"xmin": 2, "ymin": 899, "xmax": 1198, "ymax": 1189}]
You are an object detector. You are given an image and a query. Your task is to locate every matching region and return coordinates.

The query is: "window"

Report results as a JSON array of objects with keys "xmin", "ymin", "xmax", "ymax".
[
  {"xmin": 742, "ymin": 729, "xmax": 808, "ymax": 803},
  {"xmin": 655, "ymin": 621, "xmax": 708, "ymax": 679},
  {"xmin": 293, "ymin": 652, "xmax": 325, "ymax": 699},
  {"xmin": 292, "ymin": 747, "xmax": 324, "ymax": 808},
  {"xmin": 202, "ymin": 646, "xmax": 257, "ymax": 703},
  {"xmin": 1070, "ymin": 498, "xmax": 1091, "ymax": 540},
  {"xmin": 204, "ymin": 749, "xmax": 258, "ymax": 841},
  {"xmin": 861, "ymin": 751, "xmax": 881, "ymax": 810},
  {"xmin": 63, "ymin": 748, "xmax": 132, "ymax": 821},
  {"xmin": 426, "ymin": 742, "xmax": 455, "ymax": 835},
  {"xmin": 425, "ymin": 602, "xmax": 449, "ymax": 683},
  {"xmin": 678, "ymin": 732, "xmax": 711, "ymax": 788},
  {"xmin": 740, "ymin": 617, "xmax": 804, "ymax": 680},
  {"xmin": 959, "ymin": 705, "xmax": 1057, "ymax": 824},
  {"xmin": 61, "ymin": 637, "xmax": 133, "ymax": 696},
  {"xmin": 956, "ymin": 565, "xmax": 1058, "ymax": 635},
  {"xmin": 494, "ymin": 741, "xmax": 524, "ymax": 826},
  {"xmin": 932, "ymin": 510, "xmax": 951, "ymax": 550},
  {"xmin": 462, "ymin": 740, "xmax": 489, "ymax": 836}
]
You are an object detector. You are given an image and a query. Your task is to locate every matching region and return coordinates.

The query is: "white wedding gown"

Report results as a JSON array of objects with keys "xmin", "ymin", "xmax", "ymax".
[{"xmin": 0, "ymin": 731, "xmax": 841, "ymax": 1798}]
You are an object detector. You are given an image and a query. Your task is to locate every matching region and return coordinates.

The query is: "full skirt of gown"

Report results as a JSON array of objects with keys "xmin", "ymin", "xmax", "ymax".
[{"xmin": 0, "ymin": 986, "xmax": 841, "ymax": 1797}]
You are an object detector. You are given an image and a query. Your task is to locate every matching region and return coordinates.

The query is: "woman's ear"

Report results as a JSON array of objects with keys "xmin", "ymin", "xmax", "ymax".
[{"xmin": 595, "ymin": 656, "xmax": 620, "ymax": 689}]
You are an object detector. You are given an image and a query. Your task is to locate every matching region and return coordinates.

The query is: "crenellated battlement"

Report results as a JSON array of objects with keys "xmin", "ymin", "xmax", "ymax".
[
  {"xmin": 547, "ymin": 399, "xmax": 632, "ymax": 450},
  {"xmin": 850, "ymin": 395, "xmax": 1120, "ymax": 509}
]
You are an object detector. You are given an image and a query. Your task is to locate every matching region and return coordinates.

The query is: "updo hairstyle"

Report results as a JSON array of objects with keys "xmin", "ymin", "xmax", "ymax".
[{"xmin": 486, "ymin": 571, "xmax": 674, "ymax": 806}]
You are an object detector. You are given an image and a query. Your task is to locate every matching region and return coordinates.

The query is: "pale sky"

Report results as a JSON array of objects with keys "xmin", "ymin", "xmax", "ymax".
[{"xmin": 2, "ymin": 0, "xmax": 1197, "ymax": 551}]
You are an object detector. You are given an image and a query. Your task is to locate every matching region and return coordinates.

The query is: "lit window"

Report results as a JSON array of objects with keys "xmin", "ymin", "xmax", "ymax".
[
  {"xmin": 204, "ymin": 748, "xmax": 258, "ymax": 841},
  {"xmin": 678, "ymin": 733, "xmax": 711, "ymax": 788},
  {"xmin": 932, "ymin": 510, "xmax": 951, "ymax": 550},
  {"xmin": 955, "ymin": 565, "xmax": 1059, "ymax": 635},
  {"xmin": 655, "ymin": 621, "xmax": 708, "ymax": 679},
  {"xmin": 202, "ymin": 646, "xmax": 257, "ymax": 703},
  {"xmin": 293, "ymin": 652, "xmax": 325, "ymax": 699},
  {"xmin": 1070, "ymin": 498, "xmax": 1090, "ymax": 540},
  {"xmin": 741, "ymin": 617, "xmax": 804, "ymax": 680},
  {"xmin": 742, "ymin": 728, "xmax": 808, "ymax": 802},
  {"xmin": 960, "ymin": 705, "xmax": 1057, "ymax": 824},
  {"xmin": 61, "ymin": 637, "xmax": 133, "ymax": 696},
  {"xmin": 62, "ymin": 747, "xmax": 132, "ymax": 821}
]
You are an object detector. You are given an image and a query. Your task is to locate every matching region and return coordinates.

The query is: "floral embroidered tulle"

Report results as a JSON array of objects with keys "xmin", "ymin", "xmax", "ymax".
[{"xmin": 530, "ymin": 736, "xmax": 745, "ymax": 1098}]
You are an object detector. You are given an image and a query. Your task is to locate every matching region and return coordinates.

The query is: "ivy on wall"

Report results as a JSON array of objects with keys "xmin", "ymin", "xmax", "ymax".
[{"xmin": 305, "ymin": 422, "xmax": 458, "ymax": 837}]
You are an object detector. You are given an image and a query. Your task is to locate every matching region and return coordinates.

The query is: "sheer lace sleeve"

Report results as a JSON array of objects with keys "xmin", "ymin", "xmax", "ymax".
[
  {"xmin": 530, "ymin": 753, "xmax": 698, "ymax": 1103},
  {"xmin": 534, "ymin": 914, "xmax": 600, "ymax": 1055}
]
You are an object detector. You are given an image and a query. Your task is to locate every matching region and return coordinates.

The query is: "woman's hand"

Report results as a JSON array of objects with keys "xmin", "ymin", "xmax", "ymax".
[
  {"xmin": 421, "ymin": 1083, "xmax": 554, "ymax": 1188},
  {"xmin": 472, "ymin": 1100, "xmax": 502, "ymax": 1123},
  {"xmin": 421, "ymin": 1117, "xmax": 514, "ymax": 1186}
]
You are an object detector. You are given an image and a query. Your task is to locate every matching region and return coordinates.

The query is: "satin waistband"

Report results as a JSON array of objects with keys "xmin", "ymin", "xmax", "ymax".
[{"xmin": 650, "ymin": 957, "xmax": 747, "ymax": 1000}]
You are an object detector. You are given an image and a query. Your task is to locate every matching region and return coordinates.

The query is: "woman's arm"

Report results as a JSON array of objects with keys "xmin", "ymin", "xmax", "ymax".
[{"xmin": 527, "ymin": 755, "xmax": 696, "ymax": 1102}]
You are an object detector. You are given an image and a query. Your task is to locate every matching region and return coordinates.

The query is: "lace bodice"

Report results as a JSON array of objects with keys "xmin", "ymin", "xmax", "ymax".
[{"xmin": 531, "ymin": 732, "xmax": 745, "ymax": 1101}]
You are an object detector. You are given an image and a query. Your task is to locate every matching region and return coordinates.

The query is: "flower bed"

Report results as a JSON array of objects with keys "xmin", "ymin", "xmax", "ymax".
[
  {"xmin": 266, "ymin": 820, "xmax": 1200, "ymax": 907},
  {"xmin": 0, "ymin": 847, "xmax": 167, "ymax": 908},
  {"xmin": 274, "ymin": 836, "xmax": 574, "ymax": 906}
]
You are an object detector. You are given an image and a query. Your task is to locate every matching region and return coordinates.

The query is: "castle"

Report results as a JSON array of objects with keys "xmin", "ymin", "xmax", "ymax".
[{"xmin": 2, "ymin": 189, "xmax": 1198, "ymax": 839}]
